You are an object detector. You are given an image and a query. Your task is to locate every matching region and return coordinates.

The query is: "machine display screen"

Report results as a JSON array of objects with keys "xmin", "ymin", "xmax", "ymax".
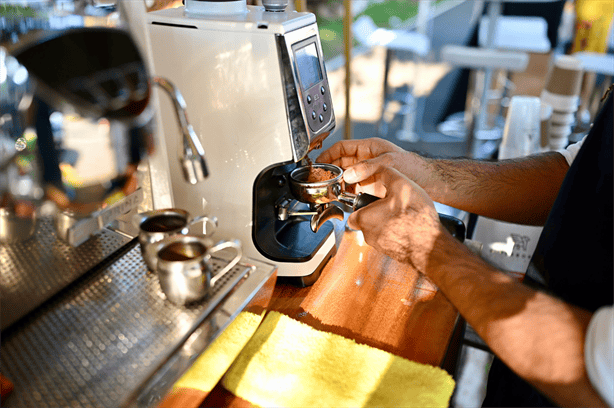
[{"xmin": 295, "ymin": 43, "xmax": 322, "ymax": 90}]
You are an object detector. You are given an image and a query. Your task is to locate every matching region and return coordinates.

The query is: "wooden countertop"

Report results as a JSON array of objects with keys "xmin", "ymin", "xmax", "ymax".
[{"xmin": 161, "ymin": 230, "xmax": 461, "ymax": 407}]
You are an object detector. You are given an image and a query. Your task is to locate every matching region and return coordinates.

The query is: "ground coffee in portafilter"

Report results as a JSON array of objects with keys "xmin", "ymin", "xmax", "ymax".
[
  {"xmin": 304, "ymin": 157, "xmax": 337, "ymax": 183},
  {"xmin": 306, "ymin": 167, "xmax": 337, "ymax": 183}
]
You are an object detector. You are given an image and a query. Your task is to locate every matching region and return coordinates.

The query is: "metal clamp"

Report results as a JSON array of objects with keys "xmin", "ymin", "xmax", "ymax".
[{"xmin": 276, "ymin": 198, "xmax": 317, "ymax": 221}]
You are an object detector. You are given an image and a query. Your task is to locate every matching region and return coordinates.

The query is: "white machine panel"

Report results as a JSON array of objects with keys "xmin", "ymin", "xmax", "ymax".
[{"xmin": 147, "ymin": 6, "xmax": 336, "ymax": 281}]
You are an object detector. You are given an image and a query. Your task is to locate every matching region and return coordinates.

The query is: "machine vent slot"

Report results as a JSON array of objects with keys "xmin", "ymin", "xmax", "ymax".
[{"xmin": 150, "ymin": 21, "xmax": 197, "ymax": 29}]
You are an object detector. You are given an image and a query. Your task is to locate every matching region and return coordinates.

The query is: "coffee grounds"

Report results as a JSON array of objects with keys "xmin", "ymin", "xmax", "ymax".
[
  {"xmin": 307, "ymin": 167, "xmax": 336, "ymax": 183},
  {"xmin": 303, "ymin": 157, "xmax": 336, "ymax": 183}
]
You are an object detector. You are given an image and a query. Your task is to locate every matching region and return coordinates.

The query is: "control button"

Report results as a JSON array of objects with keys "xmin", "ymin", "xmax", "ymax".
[
  {"xmin": 312, "ymin": 111, "xmax": 317, "ymax": 120},
  {"xmin": 319, "ymin": 114, "xmax": 324, "ymax": 123},
  {"xmin": 307, "ymin": 95, "xmax": 312, "ymax": 104},
  {"xmin": 321, "ymin": 86, "xmax": 326, "ymax": 95},
  {"xmin": 323, "ymin": 103, "xmax": 327, "ymax": 112}
]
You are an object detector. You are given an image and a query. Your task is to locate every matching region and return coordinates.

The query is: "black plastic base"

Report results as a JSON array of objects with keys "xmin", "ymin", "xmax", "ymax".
[
  {"xmin": 252, "ymin": 162, "xmax": 333, "ymax": 263},
  {"xmin": 275, "ymin": 244, "xmax": 336, "ymax": 287}
]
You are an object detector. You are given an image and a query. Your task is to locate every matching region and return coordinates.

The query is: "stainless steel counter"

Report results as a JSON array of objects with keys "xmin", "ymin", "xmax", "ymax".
[
  {"xmin": 1, "ymin": 236, "xmax": 276, "ymax": 408},
  {"xmin": 1, "ymin": 217, "xmax": 134, "ymax": 330}
]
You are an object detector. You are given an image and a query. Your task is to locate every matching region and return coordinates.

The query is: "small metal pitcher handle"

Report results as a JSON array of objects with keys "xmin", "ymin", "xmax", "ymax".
[
  {"xmin": 182, "ymin": 215, "xmax": 218, "ymax": 236},
  {"xmin": 207, "ymin": 239, "xmax": 242, "ymax": 287}
]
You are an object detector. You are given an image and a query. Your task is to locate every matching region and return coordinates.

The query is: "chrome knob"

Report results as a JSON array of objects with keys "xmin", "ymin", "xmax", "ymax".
[{"xmin": 262, "ymin": 0, "xmax": 288, "ymax": 12}]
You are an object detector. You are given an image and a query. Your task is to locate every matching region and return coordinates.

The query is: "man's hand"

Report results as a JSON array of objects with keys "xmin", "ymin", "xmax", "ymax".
[
  {"xmin": 347, "ymin": 166, "xmax": 447, "ymax": 274},
  {"xmin": 344, "ymin": 170, "xmax": 605, "ymax": 408},
  {"xmin": 316, "ymin": 137, "xmax": 405, "ymax": 170},
  {"xmin": 317, "ymin": 138, "xmax": 570, "ymax": 226},
  {"xmin": 316, "ymin": 138, "xmax": 431, "ymax": 197}
]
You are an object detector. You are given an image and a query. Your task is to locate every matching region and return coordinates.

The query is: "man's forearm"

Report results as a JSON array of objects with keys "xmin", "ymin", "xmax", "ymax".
[
  {"xmin": 420, "ymin": 152, "xmax": 569, "ymax": 225},
  {"xmin": 426, "ymin": 232, "xmax": 605, "ymax": 407}
]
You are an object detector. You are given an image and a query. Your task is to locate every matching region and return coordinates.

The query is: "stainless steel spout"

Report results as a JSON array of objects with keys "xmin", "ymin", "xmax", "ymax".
[{"xmin": 152, "ymin": 76, "xmax": 209, "ymax": 184}]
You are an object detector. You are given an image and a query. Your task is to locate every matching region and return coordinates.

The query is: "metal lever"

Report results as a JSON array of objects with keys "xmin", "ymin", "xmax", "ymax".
[
  {"xmin": 152, "ymin": 76, "xmax": 209, "ymax": 184},
  {"xmin": 276, "ymin": 198, "xmax": 345, "ymax": 233},
  {"xmin": 277, "ymin": 198, "xmax": 319, "ymax": 221}
]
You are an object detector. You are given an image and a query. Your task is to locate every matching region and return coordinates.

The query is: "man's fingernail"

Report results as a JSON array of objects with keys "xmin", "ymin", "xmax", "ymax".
[{"xmin": 344, "ymin": 168, "xmax": 357, "ymax": 183}]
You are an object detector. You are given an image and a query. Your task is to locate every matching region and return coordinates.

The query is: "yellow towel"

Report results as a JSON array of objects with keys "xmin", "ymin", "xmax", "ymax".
[
  {"xmin": 223, "ymin": 311, "xmax": 455, "ymax": 407},
  {"xmin": 171, "ymin": 310, "xmax": 265, "ymax": 393}
]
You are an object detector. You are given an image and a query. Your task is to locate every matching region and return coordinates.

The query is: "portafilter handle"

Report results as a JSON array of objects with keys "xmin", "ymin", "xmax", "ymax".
[
  {"xmin": 309, "ymin": 192, "xmax": 378, "ymax": 233},
  {"xmin": 309, "ymin": 191, "xmax": 380, "ymax": 233},
  {"xmin": 334, "ymin": 192, "xmax": 466, "ymax": 241},
  {"xmin": 310, "ymin": 203, "xmax": 344, "ymax": 233},
  {"xmin": 337, "ymin": 191, "xmax": 380, "ymax": 211},
  {"xmin": 152, "ymin": 76, "xmax": 209, "ymax": 184}
]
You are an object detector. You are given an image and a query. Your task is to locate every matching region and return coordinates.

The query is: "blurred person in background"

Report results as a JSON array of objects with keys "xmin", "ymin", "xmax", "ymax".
[{"xmin": 317, "ymin": 89, "xmax": 613, "ymax": 407}]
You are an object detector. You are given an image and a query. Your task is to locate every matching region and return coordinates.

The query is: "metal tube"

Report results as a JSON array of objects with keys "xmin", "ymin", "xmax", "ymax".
[
  {"xmin": 474, "ymin": 1, "xmax": 502, "ymax": 135},
  {"xmin": 152, "ymin": 76, "xmax": 209, "ymax": 184},
  {"xmin": 343, "ymin": 0, "xmax": 353, "ymax": 140}
]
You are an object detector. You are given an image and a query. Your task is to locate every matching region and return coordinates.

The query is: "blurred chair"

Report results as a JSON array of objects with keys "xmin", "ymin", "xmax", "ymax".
[
  {"xmin": 478, "ymin": 15, "xmax": 551, "ymax": 53},
  {"xmin": 572, "ymin": 52, "xmax": 614, "ymax": 82},
  {"xmin": 440, "ymin": 44, "xmax": 529, "ymax": 156},
  {"xmin": 480, "ymin": 15, "xmax": 552, "ymax": 129},
  {"xmin": 438, "ymin": 1, "xmax": 553, "ymax": 158},
  {"xmin": 352, "ymin": 14, "xmax": 430, "ymax": 141}
]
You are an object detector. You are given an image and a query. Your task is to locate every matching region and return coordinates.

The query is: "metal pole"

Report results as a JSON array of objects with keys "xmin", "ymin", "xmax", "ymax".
[
  {"xmin": 475, "ymin": 1, "xmax": 501, "ymax": 134},
  {"xmin": 343, "ymin": 0, "xmax": 352, "ymax": 140}
]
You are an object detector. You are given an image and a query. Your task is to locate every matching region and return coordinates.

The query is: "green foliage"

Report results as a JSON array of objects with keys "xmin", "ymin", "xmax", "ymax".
[
  {"xmin": 316, "ymin": 0, "xmax": 445, "ymax": 60},
  {"xmin": 0, "ymin": 4, "xmax": 37, "ymax": 18}
]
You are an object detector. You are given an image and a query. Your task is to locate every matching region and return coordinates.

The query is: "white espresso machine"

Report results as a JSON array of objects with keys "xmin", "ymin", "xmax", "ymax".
[{"xmin": 147, "ymin": 0, "xmax": 337, "ymax": 285}]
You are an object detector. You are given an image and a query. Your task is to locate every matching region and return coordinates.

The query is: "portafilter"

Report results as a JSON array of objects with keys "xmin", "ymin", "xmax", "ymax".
[
  {"xmin": 288, "ymin": 163, "xmax": 379, "ymax": 232},
  {"xmin": 289, "ymin": 163, "xmax": 466, "ymax": 240}
]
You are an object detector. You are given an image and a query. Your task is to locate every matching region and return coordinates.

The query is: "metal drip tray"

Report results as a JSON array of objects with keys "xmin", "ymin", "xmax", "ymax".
[
  {"xmin": 1, "ymin": 243, "xmax": 276, "ymax": 408},
  {"xmin": 1, "ymin": 216, "xmax": 133, "ymax": 330}
]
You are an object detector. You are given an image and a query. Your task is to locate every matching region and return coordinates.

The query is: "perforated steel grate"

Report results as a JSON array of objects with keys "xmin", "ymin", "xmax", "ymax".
[
  {"xmin": 1, "ymin": 243, "xmax": 252, "ymax": 408},
  {"xmin": 1, "ymin": 217, "xmax": 133, "ymax": 329}
]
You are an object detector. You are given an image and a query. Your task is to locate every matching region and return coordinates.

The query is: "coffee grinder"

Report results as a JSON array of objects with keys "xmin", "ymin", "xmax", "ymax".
[{"xmin": 147, "ymin": 0, "xmax": 336, "ymax": 285}]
